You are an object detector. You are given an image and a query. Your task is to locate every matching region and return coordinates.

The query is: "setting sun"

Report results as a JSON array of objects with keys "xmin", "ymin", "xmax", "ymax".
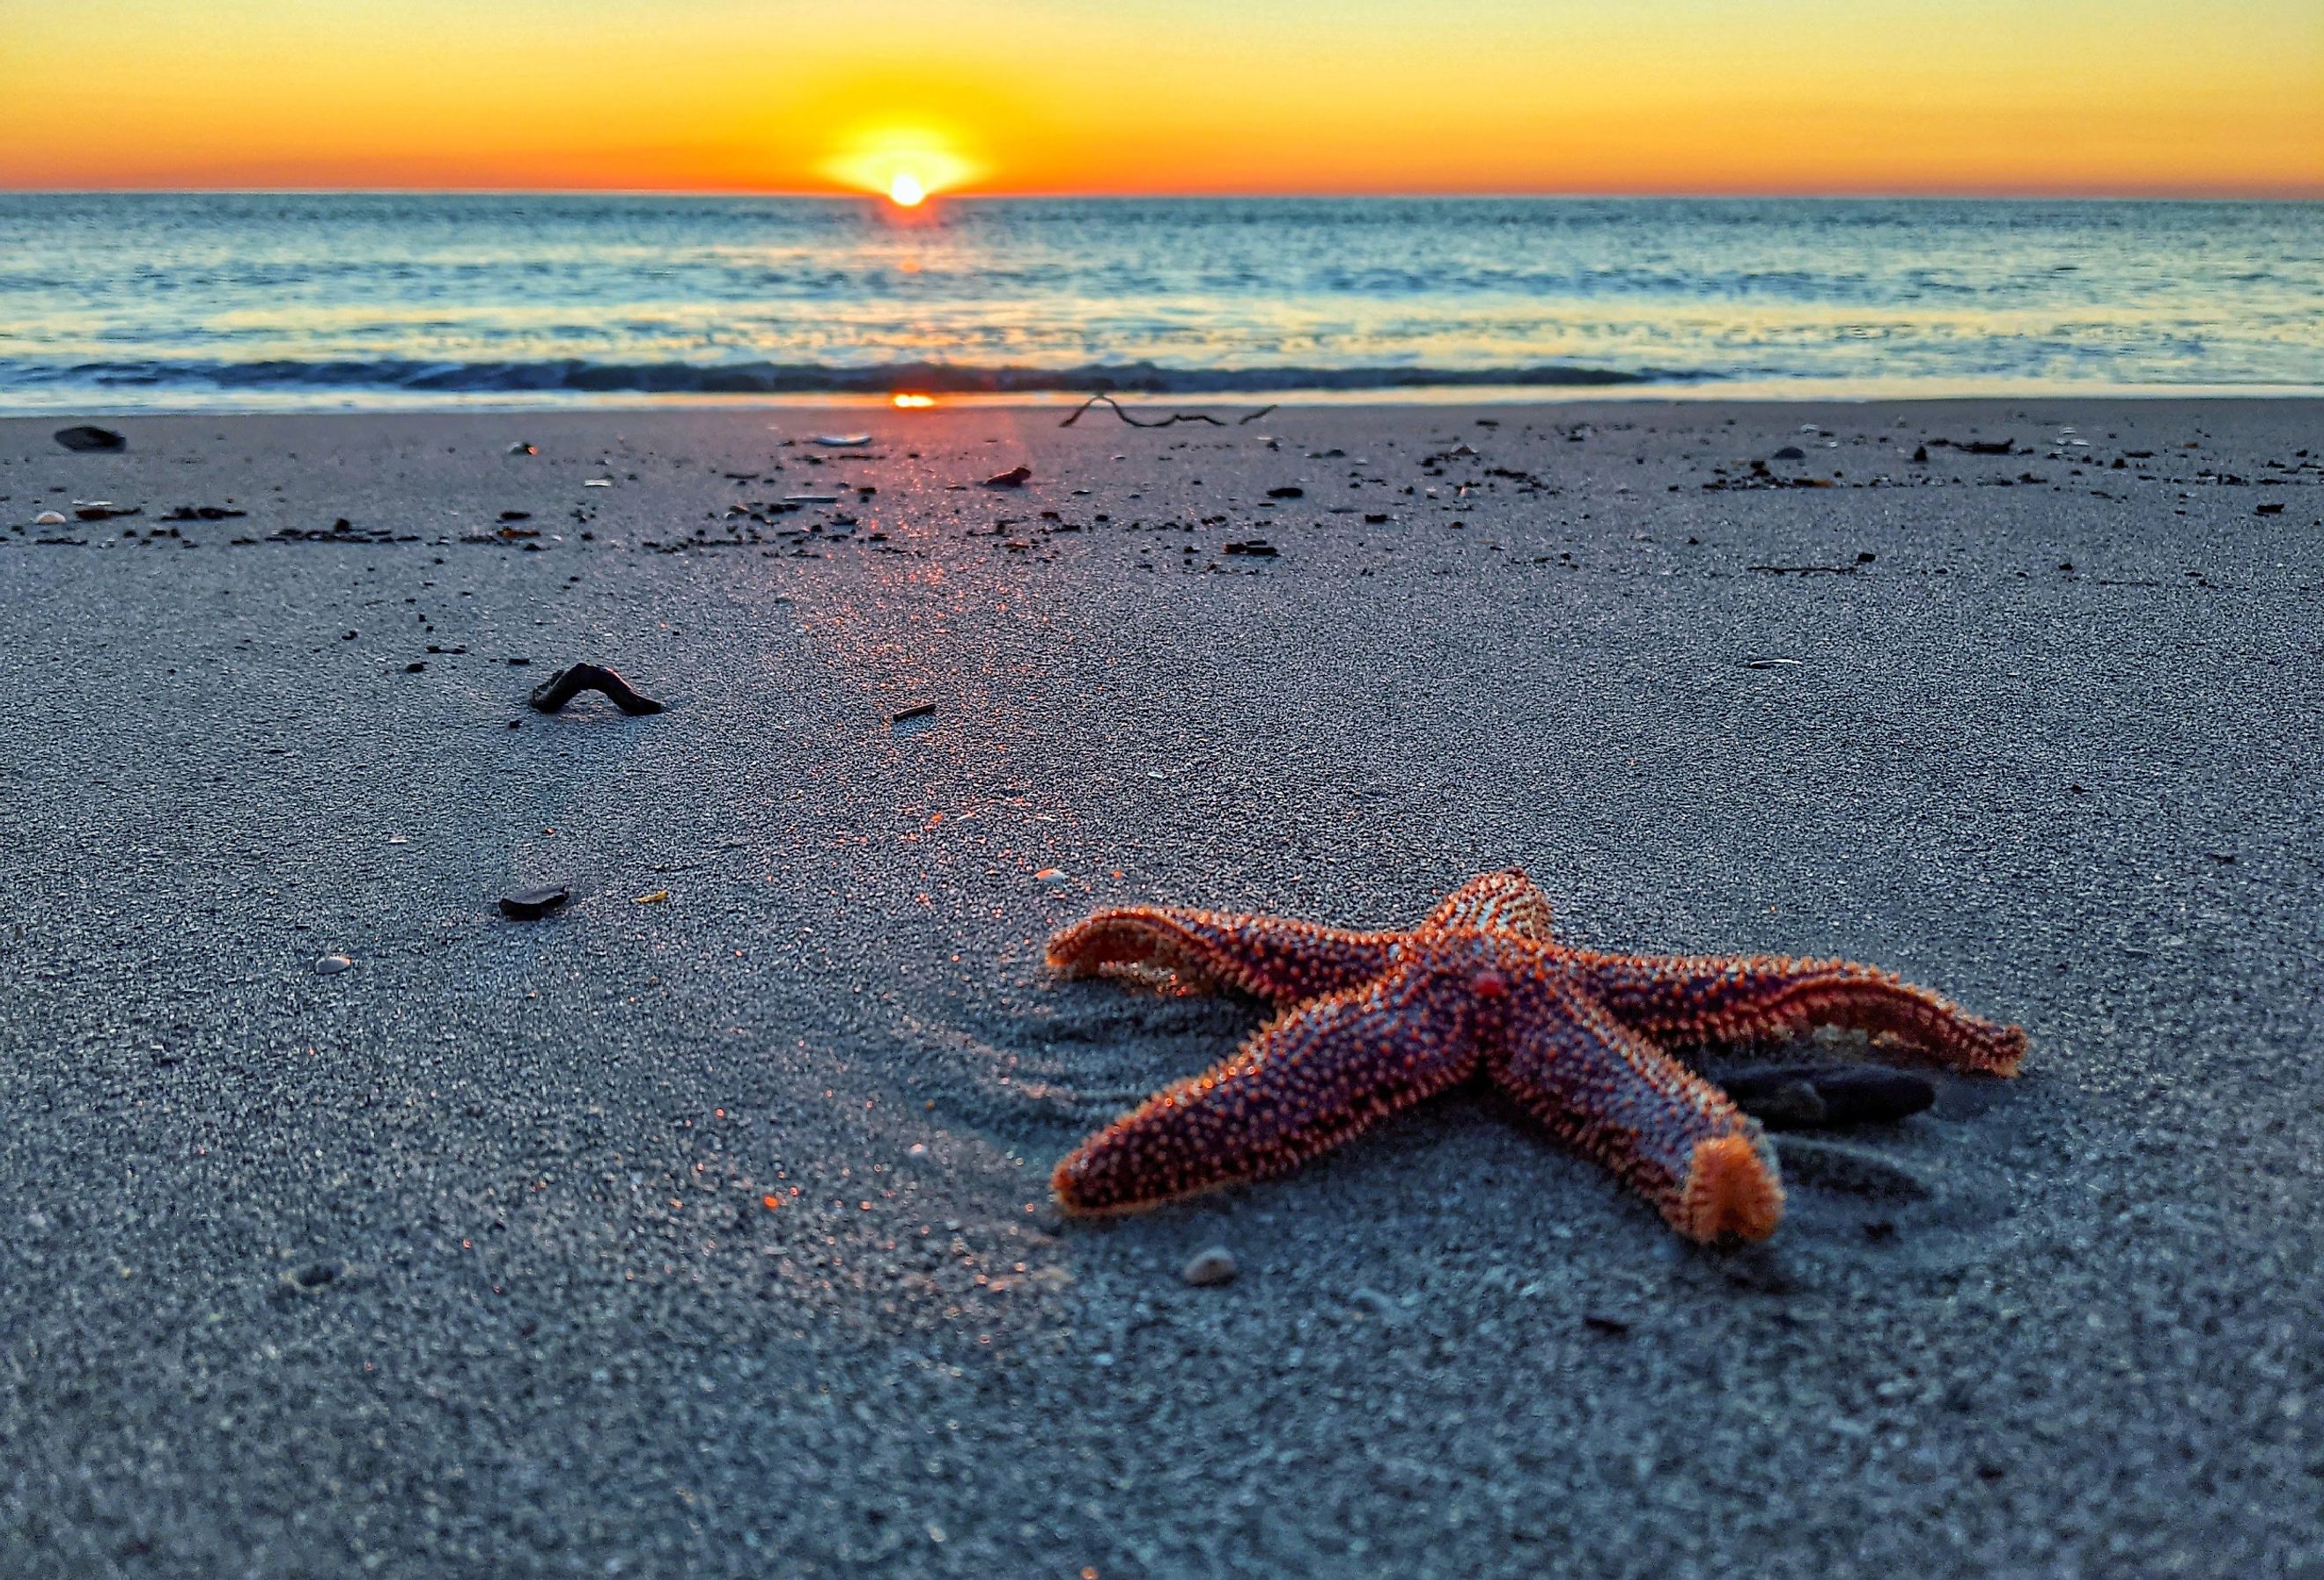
[{"xmin": 820, "ymin": 122, "xmax": 977, "ymax": 204}]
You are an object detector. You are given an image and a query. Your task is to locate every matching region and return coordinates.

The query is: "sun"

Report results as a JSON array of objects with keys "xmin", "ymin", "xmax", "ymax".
[{"xmin": 821, "ymin": 123, "xmax": 977, "ymax": 205}]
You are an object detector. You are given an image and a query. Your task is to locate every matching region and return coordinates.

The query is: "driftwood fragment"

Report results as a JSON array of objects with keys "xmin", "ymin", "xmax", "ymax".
[{"xmin": 527, "ymin": 664, "xmax": 665, "ymax": 716}]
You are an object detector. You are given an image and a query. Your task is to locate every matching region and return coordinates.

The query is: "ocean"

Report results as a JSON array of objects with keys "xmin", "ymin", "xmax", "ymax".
[{"xmin": 2, "ymin": 194, "xmax": 2319, "ymax": 411}]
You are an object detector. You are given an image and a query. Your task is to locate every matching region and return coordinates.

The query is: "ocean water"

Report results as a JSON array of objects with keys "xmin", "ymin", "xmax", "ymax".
[{"xmin": 2, "ymin": 194, "xmax": 2319, "ymax": 411}]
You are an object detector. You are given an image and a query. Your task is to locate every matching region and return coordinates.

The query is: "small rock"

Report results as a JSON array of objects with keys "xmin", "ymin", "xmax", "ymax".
[
  {"xmin": 54, "ymin": 424, "xmax": 126, "ymax": 452},
  {"xmin": 1724, "ymin": 1065, "xmax": 1936, "ymax": 1129},
  {"xmin": 1728, "ymin": 1077, "xmax": 1826, "ymax": 1128},
  {"xmin": 313, "ymin": 954, "xmax": 353, "ymax": 975},
  {"xmin": 33, "ymin": 511, "xmax": 66, "ymax": 526},
  {"xmin": 812, "ymin": 434, "xmax": 872, "ymax": 447},
  {"xmin": 498, "ymin": 885, "xmax": 570, "ymax": 920},
  {"xmin": 1772, "ymin": 445, "xmax": 1806, "ymax": 461},
  {"xmin": 506, "ymin": 441, "xmax": 537, "ymax": 455},
  {"xmin": 983, "ymin": 465, "xmax": 1033, "ymax": 488},
  {"xmin": 1265, "ymin": 486, "xmax": 1305, "ymax": 499},
  {"xmin": 1181, "ymin": 1247, "xmax": 1237, "ymax": 1287},
  {"xmin": 1222, "ymin": 540, "xmax": 1278, "ymax": 557}
]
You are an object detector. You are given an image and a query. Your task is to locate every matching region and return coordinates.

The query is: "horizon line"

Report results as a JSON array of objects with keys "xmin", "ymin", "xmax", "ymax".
[{"xmin": 6, "ymin": 184, "xmax": 2321, "ymax": 203}]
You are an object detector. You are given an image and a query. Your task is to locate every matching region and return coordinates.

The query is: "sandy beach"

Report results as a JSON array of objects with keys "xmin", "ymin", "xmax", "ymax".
[{"xmin": 2, "ymin": 397, "xmax": 2320, "ymax": 1577}]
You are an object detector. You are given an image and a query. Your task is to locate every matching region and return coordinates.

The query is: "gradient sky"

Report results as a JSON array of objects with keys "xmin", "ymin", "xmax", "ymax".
[{"xmin": 6, "ymin": 0, "xmax": 2320, "ymax": 195}]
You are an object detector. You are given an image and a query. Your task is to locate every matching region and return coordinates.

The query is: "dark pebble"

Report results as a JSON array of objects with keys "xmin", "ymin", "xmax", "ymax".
[
  {"xmin": 983, "ymin": 466, "xmax": 1033, "ymax": 487},
  {"xmin": 499, "ymin": 885, "xmax": 571, "ymax": 920},
  {"xmin": 1772, "ymin": 445, "xmax": 1806, "ymax": 461},
  {"xmin": 1265, "ymin": 486, "xmax": 1305, "ymax": 499},
  {"xmin": 54, "ymin": 424, "xmax": 126, "ymax": 452},
  {"xmin": 405, "ymin": 661, "xmax": 425, "ymax": 673},
  {"xmin": 1721, "ymin": 1065, "xmax": 1936, "ymax": 1129}
]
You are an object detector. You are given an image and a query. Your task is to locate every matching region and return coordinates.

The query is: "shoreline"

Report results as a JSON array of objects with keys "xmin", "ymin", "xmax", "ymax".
[
  {"xmin": 11, "ymin": 378, "xmax": 2324, "ymax": 420},
  {"xmin": 4, "ymin": 396, "xmax": 2320, "ymax": 1576}
]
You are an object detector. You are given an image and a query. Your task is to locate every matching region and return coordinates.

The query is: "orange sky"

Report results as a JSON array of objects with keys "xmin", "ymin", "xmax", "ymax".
[{"xmin": 5, "ymin": 0, "xmax": 2320, "ymax": 196}]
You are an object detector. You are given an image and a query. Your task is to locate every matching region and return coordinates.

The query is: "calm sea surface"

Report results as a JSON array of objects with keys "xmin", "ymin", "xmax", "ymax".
[{"xmin": 2, "ymin": 194, "xmax": 2319, "ymax": 410}]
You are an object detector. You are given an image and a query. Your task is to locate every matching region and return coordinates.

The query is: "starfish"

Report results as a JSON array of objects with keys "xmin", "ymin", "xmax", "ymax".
[{"xmin": 1046, "ymin": 870, "xmax": 2025, "ymax": 1242}]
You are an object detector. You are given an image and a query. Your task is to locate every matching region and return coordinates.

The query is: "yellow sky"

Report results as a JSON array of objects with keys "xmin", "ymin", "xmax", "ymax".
[{"xmin": 5, "ymin": 0, "xmax": 2320, "ymax": 195}]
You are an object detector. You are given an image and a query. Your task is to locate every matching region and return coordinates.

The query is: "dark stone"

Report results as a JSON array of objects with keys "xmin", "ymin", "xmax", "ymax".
[
  {"xmin": 1265, "ymin": 486, "xmax": 1305, "ymax": 499},
  {"xmin": 1722, "ymin": 1065, "xmax": 1935, "ymax": 1129},
  {"xmin": 1223, "ymin": 540, "xmax": 1278, "ymax": 557},
  {"xmin": 983, "ymin": 466, "xmax": 1033, "ymax": 487},
  {"xmin": 499, "ymin": 885, "xmax": 570, "ymax": 920},
  {"xmin": 1772, "ymin": 446, "xmax": 1806, "ymax": 461},
  {"xmin": 54, "ymin": 424, "xmax": 126, "ymax": 452}
]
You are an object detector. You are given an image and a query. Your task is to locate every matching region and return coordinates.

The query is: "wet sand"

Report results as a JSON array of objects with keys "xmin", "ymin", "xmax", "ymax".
[{"xmin": 2, "ymin": 398, "xmax": 2320, "ymax": 1577}]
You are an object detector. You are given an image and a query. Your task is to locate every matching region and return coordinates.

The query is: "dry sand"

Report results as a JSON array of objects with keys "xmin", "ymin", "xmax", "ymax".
[{"xmin": 1, "ymin": 398, "xmax": 2320, "ymax": 1577}]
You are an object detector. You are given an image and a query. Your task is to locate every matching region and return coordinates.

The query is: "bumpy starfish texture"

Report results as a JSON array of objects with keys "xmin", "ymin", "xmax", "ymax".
[{"xmin": 1047, "ymin": 870, "xmax": 2025, "ymax": 1242}]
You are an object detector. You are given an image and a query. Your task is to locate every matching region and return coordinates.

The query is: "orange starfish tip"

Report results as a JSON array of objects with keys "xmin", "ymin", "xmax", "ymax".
[{"xmin": 1677, "ymin": 1135, "xmax": 1785, "ymax": 1243}]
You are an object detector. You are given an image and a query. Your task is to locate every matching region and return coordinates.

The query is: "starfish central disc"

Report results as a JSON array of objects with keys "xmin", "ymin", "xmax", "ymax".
[{"xmin": 1045, "ymin": 870, "xmax": 2026, "ymax": 1242}]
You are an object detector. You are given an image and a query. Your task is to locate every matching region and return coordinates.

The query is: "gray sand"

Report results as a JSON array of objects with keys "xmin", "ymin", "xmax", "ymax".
[{"xmin": 2, "ymin": 399, "xmax": 2320, "ymax": 1577}]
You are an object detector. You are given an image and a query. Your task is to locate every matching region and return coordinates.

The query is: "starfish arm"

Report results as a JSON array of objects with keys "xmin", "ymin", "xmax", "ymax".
[
  {"xmin": 1490, "ymin": 974, "xmax": 1784, "ymax": 1243},
  {"xmin": 1571, "ymin": 952, "xmax": 2026, "ymax": 1076},
  {"xmin": 1421, "ymin": 867, "xmax": 1555, "ymax": 939},
  {"xmin": 1046, "ymin": 907, "xmax": 1403, "ymax": 1005},
  {"xmin": 1052, "ymin": 964, "xmax": 1482, "ymax": 1215}
]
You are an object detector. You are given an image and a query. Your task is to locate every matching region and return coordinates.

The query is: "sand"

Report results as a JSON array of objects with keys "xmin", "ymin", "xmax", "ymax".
[{"xmin": 1, "ymin": 398, "xmax": 2320, "ymax": 1578}]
